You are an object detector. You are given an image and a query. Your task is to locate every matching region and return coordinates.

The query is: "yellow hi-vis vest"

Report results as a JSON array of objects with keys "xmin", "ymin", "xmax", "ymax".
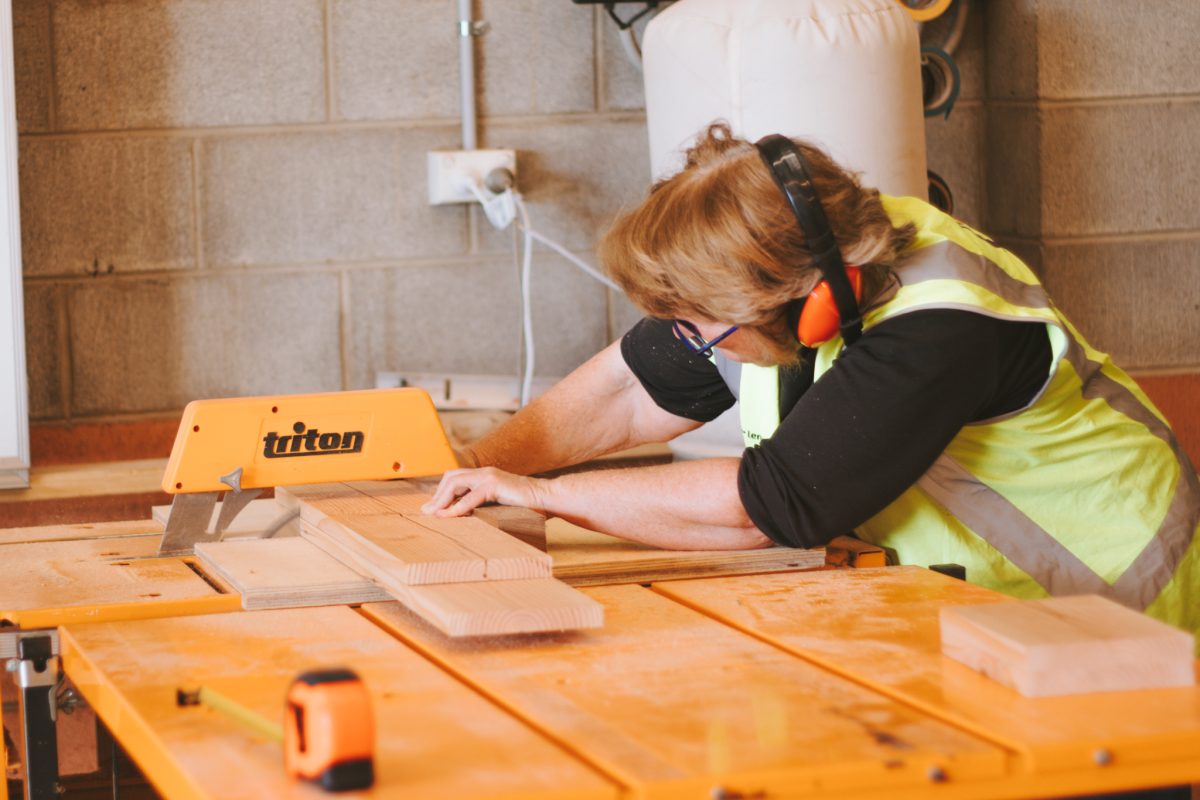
[{"xmin": 726, "ymin": 195, "xmax": 1200, "ymax": 638}]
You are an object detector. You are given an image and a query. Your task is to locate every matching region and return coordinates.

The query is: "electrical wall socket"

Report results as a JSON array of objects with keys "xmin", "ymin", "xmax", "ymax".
[{"xmin": 427, "ymin": 149, "xmax": 517, "ymax": 205}]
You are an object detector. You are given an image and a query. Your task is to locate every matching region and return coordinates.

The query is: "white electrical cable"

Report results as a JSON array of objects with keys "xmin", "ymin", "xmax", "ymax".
[
  {"xmin": 513, "ymin": 193, "xmax": 536, "ymax": 407},
  {"xmin": 523, "ymin": 229, "xmax": 622, "ymax": 292},
  {"xmin": 464, "ymin": 177, "xmax": 625, "ymax": 407},
  {"xmin": 617, "ymin": 26, "xmax": 643, "ymax": 70}
]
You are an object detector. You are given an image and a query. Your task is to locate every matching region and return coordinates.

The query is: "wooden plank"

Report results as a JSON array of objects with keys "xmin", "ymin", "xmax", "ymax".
[
  {"xmin": 281, "ymin": 482, "xmax": 550, "ymax": 583},
  {"xmin": 151, "ymin": 498, "xmax": 300, "ymax": 539},
  {"xmin": 193, "ymin": 538, "xmax": 390, "ymax": 610},
  {"xmin": 60, "ymin": 607, "xmax": 618, "ymax": 800},
  {"xmin": 940, "ymin": 594, "xmax": 1195, "ymax": 697},
  {"xmin": 547, "ymin": 519, "xmax": 826, "ymax": 586},
  {"xmin": 362, "ymin": 586, "xmax": 1005, "ymax": 797},
  {"xmin": 302, "ymin": 521, "xmax": 602, "ymax": 637},
  {"xmin": 282, "ymin": 484, "xmax": 488, "ymax": 584},
  {"xmin": 347, "ymin": 480, "xmax": 551, "ymax": 575},
  {"xmin": 654, "ymin": 568, "xmax": 1200, "ymax": 793}
]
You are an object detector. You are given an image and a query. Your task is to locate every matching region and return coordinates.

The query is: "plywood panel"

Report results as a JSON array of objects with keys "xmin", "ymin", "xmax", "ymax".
[
  {"xmin": 362, "ymin": 586, "xmax": 1005, "ymax": 798},
  {"xmin": 655, "ymin": 568, "xmax": 1200, "ymax": 792},
  {"xmin": 194, "ymin": 538, "xmax": 390, "ymax": 610},
  {"xmin": 60, "ymin": 607, "xmax": 617, "ymax": 800}
]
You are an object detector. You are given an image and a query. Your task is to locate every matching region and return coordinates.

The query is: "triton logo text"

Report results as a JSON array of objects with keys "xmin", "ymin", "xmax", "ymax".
[{"xmin": 262, "ymin": 422, "xmax": 364, "ymax": 459}]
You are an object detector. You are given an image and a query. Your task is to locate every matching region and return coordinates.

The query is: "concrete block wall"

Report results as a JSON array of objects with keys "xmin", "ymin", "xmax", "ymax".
[
  {"xmin": 10, "ymin": 0, "xmax": 991, "ymax": 425},
  {"xmin": 15, "ymin": 1, "xmax": 652, "ymax": 421},
  {"xmin": 984, "ymin": 0, "xmax": 1200, "ymax": 373}
]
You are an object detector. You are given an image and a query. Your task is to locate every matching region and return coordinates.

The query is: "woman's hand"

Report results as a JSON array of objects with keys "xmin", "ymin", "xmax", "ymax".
[{"xmin": 420, "ymin": 467, "xmax": 548, "ymax": 518}]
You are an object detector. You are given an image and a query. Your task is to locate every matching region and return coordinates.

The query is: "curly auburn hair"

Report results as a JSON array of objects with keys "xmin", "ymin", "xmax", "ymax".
[{"xmin": 600, "ymin": 122, "xmax": 915, "ymax": 365}]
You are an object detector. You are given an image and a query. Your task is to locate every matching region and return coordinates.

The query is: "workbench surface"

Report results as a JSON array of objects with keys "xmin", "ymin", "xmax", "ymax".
[
  {"xmin": 14, "ymin": 572, "xmax": 1200, "ymax": 799},
  {"xmin": 3, "ymin": 525, "xmax": 1199, "ymax": 799}
]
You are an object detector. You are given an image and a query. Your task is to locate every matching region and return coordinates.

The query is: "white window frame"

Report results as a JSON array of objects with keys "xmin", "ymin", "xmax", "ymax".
[{"xmin": 0, "ymin": 0, "xmax": 29, "ymax": 490}]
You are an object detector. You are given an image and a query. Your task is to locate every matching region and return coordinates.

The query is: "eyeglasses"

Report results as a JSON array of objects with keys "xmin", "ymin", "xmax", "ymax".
[{"xmin": 672, "ymin": 319, "xmax": 738, "ymax": 358}]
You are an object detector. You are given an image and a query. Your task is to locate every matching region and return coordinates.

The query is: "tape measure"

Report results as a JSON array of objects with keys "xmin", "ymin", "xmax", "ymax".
[
  {"xmin": 178, "ymin": 667, "xmax": 375, "ymax": 792},
  {"xmin": 285, "ymin": 668, "xmax": 374, "ymax": 791}
]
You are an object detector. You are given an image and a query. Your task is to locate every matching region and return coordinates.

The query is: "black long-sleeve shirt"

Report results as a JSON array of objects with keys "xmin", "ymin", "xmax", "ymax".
[{"xmin": 620, "ymin": 311, "xmax": 1051, "ymax": 547}]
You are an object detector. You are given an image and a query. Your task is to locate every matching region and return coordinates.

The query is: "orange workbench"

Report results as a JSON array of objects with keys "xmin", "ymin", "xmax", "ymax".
[{"xmin": 22, "ymin": 570, "xmax": 1200, "ymax": 799}]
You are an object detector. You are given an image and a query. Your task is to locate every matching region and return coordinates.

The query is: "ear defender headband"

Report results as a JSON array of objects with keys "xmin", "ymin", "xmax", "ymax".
[{"xmin": 754, "ymin": 135, "xmax": 863, "ymax": 348}]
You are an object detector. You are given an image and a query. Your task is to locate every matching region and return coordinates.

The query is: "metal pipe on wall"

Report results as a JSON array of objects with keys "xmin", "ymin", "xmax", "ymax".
[{"xmin": 458, "ymin": 0, "xmax": 478, "ymax": 150}]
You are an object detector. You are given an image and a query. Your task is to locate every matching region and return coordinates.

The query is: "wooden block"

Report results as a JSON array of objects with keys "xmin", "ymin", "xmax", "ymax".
[
  {"xmin": 150, "ymin": 498, "xmax": 299, "ymax": 539},
  {"xmin": 303, "ymin": 521, "xmax": 602, "ymax": 636},
  {"xmin": 193, "ymin": 538, "xmax": 390, "ymax": 610},
  {"xmin": 384, "ymin": 577, "xmax": 604, "ymax": 637},
  {"xmin": 940, "ymin": 594, "xmax": 1196, "ymax": 697}
]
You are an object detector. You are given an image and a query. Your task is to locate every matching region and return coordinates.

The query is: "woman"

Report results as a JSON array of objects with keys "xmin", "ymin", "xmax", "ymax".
[{"xmin": 422, "ymin": 123, "xmax": 1198, "ymax": 636}]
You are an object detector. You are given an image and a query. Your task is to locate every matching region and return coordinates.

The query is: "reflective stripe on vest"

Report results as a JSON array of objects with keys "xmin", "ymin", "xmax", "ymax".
[{"xmin": 730, "ymin": 196, "xmax": 1200, "ymax": 631}]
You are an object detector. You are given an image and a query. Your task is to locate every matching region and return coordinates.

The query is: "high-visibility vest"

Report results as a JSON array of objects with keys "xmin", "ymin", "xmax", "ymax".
[{"xmin": 720, "ymin": 195, "xmax": 1200, "ymax": 637}]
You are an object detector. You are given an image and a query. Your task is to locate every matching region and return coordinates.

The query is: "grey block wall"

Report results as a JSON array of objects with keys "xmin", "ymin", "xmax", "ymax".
[
  {"xmin": 15, "ymin": 1, "xmax": 657, "ymax": 420},
  {"xmin": 13, "ymin": 0, "xmax": 988, "ymax": 422},
  {"xmin": 985, "ymin": 0, "xmax": 1200, "ymax": 371}
]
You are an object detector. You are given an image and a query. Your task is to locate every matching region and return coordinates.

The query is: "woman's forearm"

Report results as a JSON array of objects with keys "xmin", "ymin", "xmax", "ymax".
[
  {"xmin": 465, "ymin": 341, "xmax": 699, "ymax": 475},
  {"xmin": 535, "ymin": 458, "xmax": 772, "ymax": 550}
]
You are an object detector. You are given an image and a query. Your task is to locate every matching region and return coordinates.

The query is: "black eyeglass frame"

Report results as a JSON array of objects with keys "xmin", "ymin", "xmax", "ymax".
[{"xmin": 672, "ymin": 319, "xmax": 739, "ymax": 358}]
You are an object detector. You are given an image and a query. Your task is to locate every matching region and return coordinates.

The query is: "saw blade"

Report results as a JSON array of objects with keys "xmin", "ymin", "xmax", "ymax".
[
  {"xmin": 157, "ymin": 492, "xmax": 220, "ymax": 556},
  {"xmin": 260, "ymin": 507, "xmax": 301, "ymax": 539},
  {"xmin": 214, "ymin": 487, "xmax": 264, "ymax": 538}
]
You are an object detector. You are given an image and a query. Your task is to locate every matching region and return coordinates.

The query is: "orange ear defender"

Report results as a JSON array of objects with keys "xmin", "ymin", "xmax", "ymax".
[
  {"xmin": 756, "ymin": 134, "xmax": 864, "ymax": 350},
  {"xmin": 285, "ymin": 668, "xmax": 375, "ymax": 792},
  {"xmin": 797, "ymin": 266, "xmax": 863, "ymax": 348}
]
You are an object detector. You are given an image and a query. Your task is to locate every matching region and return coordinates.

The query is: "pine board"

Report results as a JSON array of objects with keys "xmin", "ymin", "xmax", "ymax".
[
  {"xmin": 546, "ymin": 519, "xmax": 827, "ymax": 586},
  {"xmin": 940, "ymin": 594, "xmax": 1196, "ymax": 697},
  {"xmin": 279, "ymin": 482, "xmax": 550, "ymax": 584},
  {"xmin": 193, "ymin": 538, "xmax": 390, "ymax": 610},
  {"xmin": 302, "ymin": 520, "xmax": 602, "ymax": 636}
]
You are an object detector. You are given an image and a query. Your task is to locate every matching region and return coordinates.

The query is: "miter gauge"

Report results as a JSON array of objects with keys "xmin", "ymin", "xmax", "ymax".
[{"xmin": 157, "ymin": 388, "xmax": 458, "ymax": 556}]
